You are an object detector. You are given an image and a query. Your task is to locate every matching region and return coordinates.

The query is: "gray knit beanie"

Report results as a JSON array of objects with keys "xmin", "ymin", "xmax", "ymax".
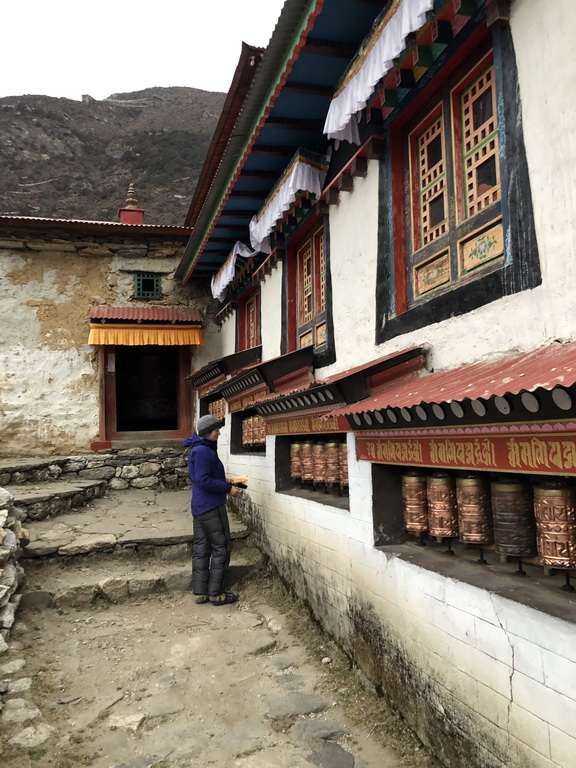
[{"xmin": 197, "ymin": 414, "xmax": 224, "ymax": 436}]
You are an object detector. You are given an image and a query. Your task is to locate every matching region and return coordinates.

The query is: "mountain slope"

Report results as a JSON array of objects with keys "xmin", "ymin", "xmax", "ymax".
[{"xmin": 0, "ymin": 87, "xmax": 225, "ymax": 226}]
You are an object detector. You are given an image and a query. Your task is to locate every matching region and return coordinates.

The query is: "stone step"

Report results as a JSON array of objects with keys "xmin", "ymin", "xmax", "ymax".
[
  {"xmin": 19, "ymin": 548, "xmax": 261, "ymax": 610},
  {"xmin": 7, "ymin": 480, "xmax": 107, "ymax": 521},
  {"xmin": 0, "ymin": 456, "xmax": 70, "ymax": 486},
  {"xmin": 21, "ymin": 488, "xmax": 249, "ymax": 559}
]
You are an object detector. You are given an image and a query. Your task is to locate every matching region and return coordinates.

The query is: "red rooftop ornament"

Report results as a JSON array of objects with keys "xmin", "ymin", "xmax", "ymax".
[{"xmin": 118, "ymin": 183, "xmax": 145, "ymax": 225}]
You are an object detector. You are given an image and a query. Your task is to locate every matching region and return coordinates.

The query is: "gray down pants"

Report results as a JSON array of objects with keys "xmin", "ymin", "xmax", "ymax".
[{"xmin": 191, "ymin": 505, "xmax": 231, "ymax": 597}]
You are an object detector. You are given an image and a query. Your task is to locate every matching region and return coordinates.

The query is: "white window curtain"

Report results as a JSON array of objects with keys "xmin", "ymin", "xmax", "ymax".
[
  {"xmin": 249, "ymin": 152, "xmax": 329, "ymax": 254},
  {"xmin": 210, "ymin": 242, "xmax": 255, "ymax": 302},
  {"xmin": 324, "ymin": 0, "xmax": 434, "ymax": 144}
]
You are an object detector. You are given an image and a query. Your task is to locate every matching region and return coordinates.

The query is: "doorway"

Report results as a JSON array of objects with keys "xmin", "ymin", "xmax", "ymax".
[
  {"xmin": 101, "ymin": 345, "xmax": 192, "ymax": 440},
  {"xmin": 116, "ymin": 346, "xmax": 178, "ymax": 431}
]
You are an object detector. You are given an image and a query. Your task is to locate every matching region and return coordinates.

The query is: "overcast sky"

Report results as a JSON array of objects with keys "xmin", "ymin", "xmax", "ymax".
[{"xmin": 1, "ymin": 1, "xmax": 286, "ymax": 101}]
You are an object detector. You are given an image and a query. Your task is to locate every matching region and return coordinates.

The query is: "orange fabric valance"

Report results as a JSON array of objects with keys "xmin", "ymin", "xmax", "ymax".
[{"xmin": 88, "ymin": 306, "xmax": 203, "ymax": 346}]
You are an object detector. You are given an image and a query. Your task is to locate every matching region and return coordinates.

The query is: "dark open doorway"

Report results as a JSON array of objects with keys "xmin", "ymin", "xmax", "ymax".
[{"xmin": 116, "ymin": 346, "xmax": 178, "ymax": 432}]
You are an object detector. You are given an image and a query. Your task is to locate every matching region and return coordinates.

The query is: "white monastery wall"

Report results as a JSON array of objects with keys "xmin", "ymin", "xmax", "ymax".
[
  {"xmin": 227, "ymin": 423, "xmax": 576, "ymax": 767},
  {"xmin": 260, "ymin": 264, "xmax": 283, "ymax": 361},
  {"xmin": 318, "ymin": 0, "xmax": 576, "ymax": 379},
  {"xmin": 219, "ymin": 5, "xmax": 576, "ymax": 765}
]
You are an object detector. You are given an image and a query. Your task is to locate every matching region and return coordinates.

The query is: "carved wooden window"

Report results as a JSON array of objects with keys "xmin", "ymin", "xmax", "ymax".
[
  {"xmin": 397, "ymin": 50, "xmax": 503, "ymax": 309},
  {"xmin": 296, "ymin": 226, "xmax": 326, "ymax": 350},
  {"xmin": 238, "ymin": 289, "xmax": 261, "ymax": 351}
]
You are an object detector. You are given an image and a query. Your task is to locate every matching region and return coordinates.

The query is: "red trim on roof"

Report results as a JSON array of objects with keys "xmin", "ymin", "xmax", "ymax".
[
  {"xmin": 89, "ymin": 306, "xmax": 202, "ymax": 323},
  {"xmin": 329, "ymin": 342, "xmax": 576, "ymax": 418}
]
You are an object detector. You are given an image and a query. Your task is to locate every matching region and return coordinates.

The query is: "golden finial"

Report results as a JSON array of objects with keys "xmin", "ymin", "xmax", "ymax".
[{"xmin": 125, "ymin": 183, "xmax": 138, "ymax": 208}]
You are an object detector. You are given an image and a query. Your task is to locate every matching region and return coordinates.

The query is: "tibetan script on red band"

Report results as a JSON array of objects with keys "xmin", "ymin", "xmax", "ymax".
[{"xmin": 356, "ymin": 433, "xmax": 576, "ymax": 475}]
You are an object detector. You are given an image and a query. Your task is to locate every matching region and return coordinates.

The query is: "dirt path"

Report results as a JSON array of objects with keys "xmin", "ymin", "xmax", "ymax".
[{"xmin": 1, "ymin": 552, "xmax": 441, "ymax": 768}]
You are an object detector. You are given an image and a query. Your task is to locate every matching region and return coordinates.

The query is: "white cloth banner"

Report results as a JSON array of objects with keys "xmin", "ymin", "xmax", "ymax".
[
  {"xmin": 210, "ymin": 242, "xmax": 255, "ymax": 302},
  {"xmin": 249, "ymin": 158, "xmax": 328, "ymax": 254},
  {"xmin": 324, "ymin": 0, "xmax": 434, "ymax": 144}
]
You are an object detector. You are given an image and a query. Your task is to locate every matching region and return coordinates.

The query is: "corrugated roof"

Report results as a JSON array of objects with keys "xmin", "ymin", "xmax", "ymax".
[
  {"xmin": 330, "ymin": 341, "xmax": 576, "ymax": 417},
  {"xmin": 89, "ymin": 306, "xmax": 202, "ymax": 323},
  {"xmin": 0, "ymin": 215, "xmax": 192, "ymax": 237}
]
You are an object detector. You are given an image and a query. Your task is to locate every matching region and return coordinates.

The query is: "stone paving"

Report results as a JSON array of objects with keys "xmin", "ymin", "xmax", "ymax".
[{"xmin": 0, "ymin": 488, "xmax": 437, "ymax": 768}]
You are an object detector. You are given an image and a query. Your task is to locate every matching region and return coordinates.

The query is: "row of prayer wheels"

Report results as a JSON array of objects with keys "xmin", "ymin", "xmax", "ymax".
[
  {"xmin": 241, "ymin": 415, "xmax": 266, "ymax": 447},
  {"xmin": 401, "ymin": 472, "xmax": 576, "ymax": 569},
  {"xmin": 290, "ymin": 440, "xmax": 348, "ymax": 492},
  {"xmin": 208, "ymin": 398, "xmax": 226, "ymax": 422}
]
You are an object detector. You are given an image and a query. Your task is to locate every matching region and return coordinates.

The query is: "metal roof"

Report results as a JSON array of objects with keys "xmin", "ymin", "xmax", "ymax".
[
  {"xmin": 89, "ymin": 306, "xmax": 202, "ymax": 323},
  {"xmin": 177, "ymin": 0, "xmax": 385, "ymax": 280},
  {"xmin": 0, "ymin": 215, "xmax": 192, "ymax": 237},
  {"xmin": 329, "ymin": 341, "xmax": 576, "ymax": 417}
]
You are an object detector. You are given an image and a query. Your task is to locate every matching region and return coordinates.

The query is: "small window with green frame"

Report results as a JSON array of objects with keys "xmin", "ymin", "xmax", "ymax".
[{"xmin": 133, "ymin": 272, "xmax": 162, "ymax": 299}]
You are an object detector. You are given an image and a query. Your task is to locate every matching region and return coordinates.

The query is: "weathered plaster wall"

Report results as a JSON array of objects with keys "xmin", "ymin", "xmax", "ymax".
[{"xmin": 0, "ymin": 229, "xmax": 204, "ymax": 456}]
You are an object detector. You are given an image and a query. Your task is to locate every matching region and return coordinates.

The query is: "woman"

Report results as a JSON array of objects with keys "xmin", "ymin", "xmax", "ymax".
[{"xmin": 184, "ymin": 414, "xmax": 243, "ymax": 605}]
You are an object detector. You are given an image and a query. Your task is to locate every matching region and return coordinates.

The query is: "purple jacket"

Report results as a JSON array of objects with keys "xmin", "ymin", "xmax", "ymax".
[{"xmin": 184, "ymin": 433, "xmax": 232, "ymax": 516}]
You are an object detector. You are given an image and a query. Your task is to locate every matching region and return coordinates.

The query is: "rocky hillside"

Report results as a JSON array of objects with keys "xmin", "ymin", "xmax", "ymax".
[{"xmin": 0, "ymin": 87, "xmax": 225, "ymax": 226}]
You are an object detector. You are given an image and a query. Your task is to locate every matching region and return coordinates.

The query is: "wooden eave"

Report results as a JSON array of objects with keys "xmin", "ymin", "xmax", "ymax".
[{"xmin": 184, "ymin": 42, "xmax": 265, "ymax": 229}]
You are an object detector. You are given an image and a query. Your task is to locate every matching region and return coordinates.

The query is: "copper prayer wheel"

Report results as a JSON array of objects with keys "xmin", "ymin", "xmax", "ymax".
[
  {"xmin": 491, "ymin": 480, "xmax": 536, "ymax": 556},
  {"xmin": 300, "ymin": 440, "xmax": 314, "ymax": 483},
  {"xmin": 401, "ymin": 473, "xmax": 428, "ymax": 534},
  {"xmin": 325, "ymin": 442, "xmax": 341, "ymax": 485},
  {"xmin": 533, "ymin": 483, "xmax": 576, "ymax": 568},
  {"xmin": 339, "ymin": 441, "xmax": 348, "ymax": 487},
  {"xmin": 290, "ymin": 442, "xmax": 302, "ymax": 481},
  {"xmin": 241, "ymin": 417, "xmax": 249, "ymax": 446},
  {"xmin": 256, "ymin": 416, "xmax": 266, "ymax": 444},
  {"xmin": 313, "ymin": 442, "xmax": 327, "ymax": 488},
  {"xmin": 456, "ymin": 475, "xmax": 493, "ymax": 544},
  {"xmin": 427, "ymin": 473, "xmax": 458, "ymax": 538}
]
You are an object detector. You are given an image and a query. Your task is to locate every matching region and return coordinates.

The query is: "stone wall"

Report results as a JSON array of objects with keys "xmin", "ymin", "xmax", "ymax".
[
  {"xmin": 0, "ymin": 489, "xmax": 27, "ymax": 653},
  {"xmin": 0, "ymin": 447, "xmax": 190, "ymax": 492}
]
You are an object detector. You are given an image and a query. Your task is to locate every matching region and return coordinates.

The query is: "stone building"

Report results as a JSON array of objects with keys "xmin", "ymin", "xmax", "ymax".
[{"xmin": 0, "ymin": 188, "xmax": 213, "ymax": 456}]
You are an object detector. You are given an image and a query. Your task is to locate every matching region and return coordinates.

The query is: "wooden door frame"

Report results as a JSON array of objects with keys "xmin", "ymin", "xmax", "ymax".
[{"xmin": 97, "ymin": 345, "xmax": 192, "ymax": 443}]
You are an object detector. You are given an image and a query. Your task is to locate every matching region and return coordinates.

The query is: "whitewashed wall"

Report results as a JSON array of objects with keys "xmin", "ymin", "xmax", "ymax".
[
  {"xmin": 318, "ymin": 0, "xmax": 576, "ymax": 379},
  {"xmin": 260, "ymin": 264, "xmax": 283, "ymax": 361},
  {"xmin": 217, "ymin": 2, "xmax": 576, "ymax": 766}
]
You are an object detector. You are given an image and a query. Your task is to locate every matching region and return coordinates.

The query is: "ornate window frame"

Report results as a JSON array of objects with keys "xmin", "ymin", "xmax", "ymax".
[{"xmin": 376, "ymin": 25, "xmax": 541, "ymax": 343}]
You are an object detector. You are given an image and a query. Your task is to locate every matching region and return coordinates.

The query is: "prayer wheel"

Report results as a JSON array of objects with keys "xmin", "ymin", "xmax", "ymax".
[
  {"xmin": 456, "ymin": 475, "xmax": 493, "ymax": 544},
  {"xmin": 491, "ymin": 480, "xmax": 537, "ymax": 556},
  {"xmin": 290, "ymin": 442, "xmax": 302, "ymax": 481},
  {"xmin": 339, "ymin": 441, "xmax": 349, "ymax": 490},
  {"xmin": 258, "ymin": 416, "xmax": 267, "ymax": 445},
  {"xmin": 325, "ymin": 441, "xmax": 341, "ymax": 491},
  {"xmin": 312, "ymin": 442, "xmax": 327, "ymax": 491},
  {"xmin": 300, "ymin": 440, "xmax": 314, "ymax": 484},
  {"xmin": 533, "ymin": 483, "xmax": 576, "ymax": 568},
  {"xmin": 401, "ymin": 473, "xmax": 428, "ymax": 534},
  {"xmin": 427, "ymin": 473, "xmax": 458, "ymax": 538},
  {"xmin": 241, "ymin": 417, "xmax": 249, "ymax": 446}
]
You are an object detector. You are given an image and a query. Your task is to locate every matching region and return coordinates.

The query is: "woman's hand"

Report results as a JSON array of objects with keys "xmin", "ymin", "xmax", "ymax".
[{"xmin": 229, "ymin": 485, "xmax": 243, "ymax": 497}]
